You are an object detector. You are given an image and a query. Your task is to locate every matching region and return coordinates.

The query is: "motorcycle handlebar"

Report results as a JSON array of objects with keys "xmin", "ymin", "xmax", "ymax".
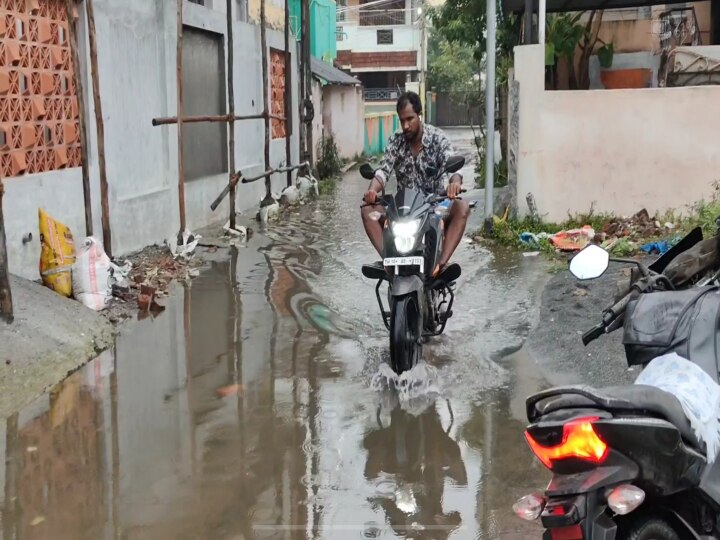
[
  {"xmin": 581, "ymin": 291, "xmax": 633, "ymax": 346},
  {"xmin": 582, "ymin": 323, "xmax": 606, "ymax": 346}
]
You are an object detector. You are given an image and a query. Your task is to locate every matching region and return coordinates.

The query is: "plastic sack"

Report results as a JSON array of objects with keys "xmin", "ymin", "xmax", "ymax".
[
  {"xmin": 635, "ymin": 352, "xmax": 720, "ymax": 463},
  {"xmin": 72, "ymin": 237, "xmax": 112, "ymax": 311},
  {"xmin": 39, "ymin": 208, "xmax": 76, "ymax": 297}
]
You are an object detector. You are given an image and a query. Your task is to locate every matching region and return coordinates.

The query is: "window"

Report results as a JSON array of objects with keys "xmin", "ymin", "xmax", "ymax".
[
  {"xmin": 270, "ymin": 49, "xmax": 291, "ymax": 139},
  {"xmin": 337, "ymin": 0, "xmax": 347, "ymax": 22},
  {"xmin": 336, "ymin": 26, "xmax": 344, "ymax": 41},
  {"xmin": 181, "ymin": 27, "xmax": 228, "ymax": 180},
  {"xmin": 377, "ymin": 29, "xmax": 393, "ymax": 44},
  {"xmin": 188, "ymin": 0, "xmax": 205, "ymax": 4}
]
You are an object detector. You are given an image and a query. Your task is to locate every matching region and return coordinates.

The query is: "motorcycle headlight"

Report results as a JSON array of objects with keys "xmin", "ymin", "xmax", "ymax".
[
  {"xmin": 392, "ymin": 219, "xmax": 421, "ymax": 254},
  {"xmin": 392, "ymin": 219, "xmax": 421, "ymax": 238}
]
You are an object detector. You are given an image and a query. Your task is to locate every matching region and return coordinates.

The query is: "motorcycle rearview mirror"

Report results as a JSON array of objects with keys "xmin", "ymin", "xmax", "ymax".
[
  {"xmin": 569, "ymin": 244, "xmax": 610, "ymax": 280},
  {"xmin": 444, "ymin": 156, "xmax": 465, "ymax": 174},
  {"xmin": 359, "ymin": 163, "xmax": 376, "ymax": 180}
]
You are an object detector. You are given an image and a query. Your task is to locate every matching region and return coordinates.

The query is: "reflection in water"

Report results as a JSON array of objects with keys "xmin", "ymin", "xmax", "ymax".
[
  {"xmin": 0, "ymin": 165, "xmax": 552, "ymax": 540},
  {"xmin": 363, "ymin": 401, "xmax": 467, "ymax": 539}
]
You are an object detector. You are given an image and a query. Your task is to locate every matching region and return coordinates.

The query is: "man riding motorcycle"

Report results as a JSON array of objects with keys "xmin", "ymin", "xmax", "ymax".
[{"xmin": 361, "ymin": 91, "xmax": 470, "ymax": 278}]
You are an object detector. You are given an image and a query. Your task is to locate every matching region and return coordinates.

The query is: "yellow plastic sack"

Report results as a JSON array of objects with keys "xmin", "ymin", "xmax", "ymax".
[{"xmin": 39, "ymin": 208, "xmax": 76, "ymax": 297}]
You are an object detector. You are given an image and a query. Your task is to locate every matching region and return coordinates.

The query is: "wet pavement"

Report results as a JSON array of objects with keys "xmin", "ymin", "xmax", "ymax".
[{"xmin": 0, "ymin": 138, "xmax": 559, "ymax": 539}]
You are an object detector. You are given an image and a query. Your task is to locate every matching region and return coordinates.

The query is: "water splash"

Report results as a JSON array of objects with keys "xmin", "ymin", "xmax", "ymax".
[{"xmin": 370, "ymin": 361, "xmax": 443, "ymax": 415}]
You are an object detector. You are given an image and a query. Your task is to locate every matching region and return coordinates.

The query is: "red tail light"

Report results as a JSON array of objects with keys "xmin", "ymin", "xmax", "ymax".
[
  {"xmin": 525, "ymin": 417, "xmax": 608, "ymax": 469},
  {"xmin": 551, "ymin": 525, "xmax": 584, "ymax": 539}
]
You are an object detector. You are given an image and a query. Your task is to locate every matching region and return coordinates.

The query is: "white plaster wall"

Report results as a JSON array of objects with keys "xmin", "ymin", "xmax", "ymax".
[
  {"xmin": 514, "ymin": 44, "xmax": 720, "ymax": 223},
  {"xmin": 322, "ymin": 86, "xmax": 365, "ymax": 159},
  {"xmin": 4, "ymin": 0, "xmax": 300, "ymax": 279},
  {"xmin": 340, "ymin": 24, "xmax": 421, "ymax": 64}
]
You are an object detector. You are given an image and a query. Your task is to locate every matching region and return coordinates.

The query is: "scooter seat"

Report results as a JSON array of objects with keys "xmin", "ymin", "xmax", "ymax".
[{"xmin": 530, "ymin": 384, "xmax": 701, "ymax": 451}]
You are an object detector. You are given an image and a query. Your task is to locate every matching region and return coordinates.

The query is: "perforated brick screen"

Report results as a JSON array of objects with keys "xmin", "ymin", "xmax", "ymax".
[{"xmin": 0, "ymin": 0, "xmax": 81, "ymax": 179}]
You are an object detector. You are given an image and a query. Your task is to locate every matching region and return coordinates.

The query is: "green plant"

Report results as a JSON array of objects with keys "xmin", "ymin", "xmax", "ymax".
[
  {"xmin": 597, "ymin": 43, "xmax": 614, "ymax": 69},
  {"xmin": 475, "ymin": 157, "xmax": 508, "ymax": 189},
  {"xmin": 315, "ymin": 135, "xmax": 342, "ymax": 180}
]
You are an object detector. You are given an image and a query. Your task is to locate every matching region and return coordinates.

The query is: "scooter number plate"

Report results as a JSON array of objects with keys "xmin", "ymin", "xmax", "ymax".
[{"xmin": 384, "ymin": 256, "xmax": 424, "ymax": 268}]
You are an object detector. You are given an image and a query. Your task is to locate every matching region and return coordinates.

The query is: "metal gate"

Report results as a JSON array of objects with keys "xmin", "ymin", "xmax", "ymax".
[{"xmin": 434, "ymin": 92, "xmax": 482, "ymax": 127}]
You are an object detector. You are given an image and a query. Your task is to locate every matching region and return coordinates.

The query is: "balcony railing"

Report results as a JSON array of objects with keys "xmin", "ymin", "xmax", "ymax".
[
  {"xmin": 364, "ymin": 87, "xmax": 403, "ymax": 101},
  {"xmin": 359, "ymin": 9, "xmax": 406, "ymax": 26}
]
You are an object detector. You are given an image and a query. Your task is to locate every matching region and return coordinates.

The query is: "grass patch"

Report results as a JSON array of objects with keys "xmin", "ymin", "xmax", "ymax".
[{"xmin": 477, "ymin": 184, "xmax": 720, "ymax": 259}]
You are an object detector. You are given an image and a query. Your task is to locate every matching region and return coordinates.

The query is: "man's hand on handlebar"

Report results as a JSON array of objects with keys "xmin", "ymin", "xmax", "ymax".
[
  {"xmin": 363, "ymin": 190, "xmax": 379, "ymax": 205},
  {"xmin": 447, "ymin": 180, "xmax": 462, "ymax": 199}
]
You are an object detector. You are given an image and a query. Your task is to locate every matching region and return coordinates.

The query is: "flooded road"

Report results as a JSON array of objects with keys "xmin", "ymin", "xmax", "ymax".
[{"xmin": 0, "ymin": 161, "xmax": 556, "ymax": 539}]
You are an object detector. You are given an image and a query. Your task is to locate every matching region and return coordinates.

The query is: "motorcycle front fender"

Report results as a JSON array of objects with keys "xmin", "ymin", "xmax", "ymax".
[{"xmin": 390, "ymin": 275, "xmax": 424, "ymax": 297}]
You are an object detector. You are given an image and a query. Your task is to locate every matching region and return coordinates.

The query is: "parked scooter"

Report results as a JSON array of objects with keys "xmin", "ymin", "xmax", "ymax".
[
  {"xmin": 515, "ymin": 235, "xmax": 720, "ymax": 539},
  {"xmin": 360, "ymin": 157, "xmax": 465, "ymax": 374}
]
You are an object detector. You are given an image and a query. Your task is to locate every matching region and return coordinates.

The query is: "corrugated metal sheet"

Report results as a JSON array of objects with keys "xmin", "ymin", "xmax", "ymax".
[{"xmin": 311, "ymin": 57, "xmax": 361, "ymax": 86}]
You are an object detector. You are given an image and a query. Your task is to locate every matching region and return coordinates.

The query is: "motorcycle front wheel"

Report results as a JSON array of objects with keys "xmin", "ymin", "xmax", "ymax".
[{"xmin": 389, "ymin": 295, "xmax": 422, "ymax": 375}]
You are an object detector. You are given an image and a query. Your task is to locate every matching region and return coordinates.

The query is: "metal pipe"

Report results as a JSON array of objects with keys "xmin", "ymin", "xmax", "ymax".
[
  {"xmin": 524, "ymin": 0, "xmax": 533, "ymax": 43},
  {"xmin": 0, "ymin": 179, "xmax": 12, "ymax": 324},
  {"xmin": 284, "ymin": 0, "xmax": 293, "ymax": 187},
  {"xmin": 65, "ymin": 0, "xmax": 92, "ymax": 236},
  {"xmin": 260, "ymin": 0, "xmax": 271, "ymax": 198},
  {"xmin": 86, "ymin": 0, "xmax": 112, "ymax": 255},
  {"xmin": 227, "ymin": 0, "xmax": 237, "ymax": 229},
  {"xmin": 484, "ymin": 0, "xmax": 497, "ymax": 230},
  {"xmin": 301, "ymin": 0, "xmax": 313, "ymax": 164},
  {"xmin": 152, "ymin": 113, "xmax": 285, "ymax": 126},
  {"xmin": 209, "ymin": 161, "xmax": 310, "ymax": 212},
  {"xmin": 539, "ymin": 0, "xmax": 546, "ymax": 45},
  {"xmin": 176, "ymin": 0, "xmax": 186, "ymax": 233}
]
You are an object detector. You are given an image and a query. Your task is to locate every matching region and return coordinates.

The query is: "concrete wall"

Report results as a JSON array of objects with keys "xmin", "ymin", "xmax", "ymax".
[
  {"xmin": 514, "ymin": 44, "xmax": 720, "ymax": 222},
  {"xmin": 322, "ymin": 86, "xmax": 365, "ymax": 159},
  {"xmin": 4, "ymin": 0, "xmax": 299, "ymax": 279}
]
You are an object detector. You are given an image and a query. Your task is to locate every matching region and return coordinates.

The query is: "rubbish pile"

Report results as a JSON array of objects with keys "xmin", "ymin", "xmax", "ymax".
[
  {"xmin": 37, "ymin": 208, "xmax": 201, "ymax": 319},
  {"xmin": 520, "ymin": 209, "xmax": 678, "ymax": 255}
]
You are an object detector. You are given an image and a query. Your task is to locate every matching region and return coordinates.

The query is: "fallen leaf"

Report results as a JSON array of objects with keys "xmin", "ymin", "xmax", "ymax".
[
  {"xmin": 30, "ymin": 516, "xmax": 45, "ymax": 526},
  {"xmin": 26, "ymin": 446, "xmax": 37, "ymax": 453},
  {"xmin": 216, "ymin": 384, "xmax": 243, "ymax": 398},
  {"xmin": 573, "ymin": 288, "xmax": 588, "ymax": 297}
]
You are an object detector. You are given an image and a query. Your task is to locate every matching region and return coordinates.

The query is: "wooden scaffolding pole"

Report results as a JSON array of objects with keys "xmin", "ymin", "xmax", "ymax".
[
  {"xmin": 85, "ymin": 0, "xmax": 112, "ymax": 255},
  {"xmin": 0, "ymin": 179, "xmax": 12, "ymax": 324},
  {"xmin": 65, "ymin": 0, "xmax": 92, "ymax": 237},
  {"xmin": 176, "ymin": 0, "xmax": 187, "ymax": 233},
  {"xmin": 260, "ymin": 0, "xmax": 271, "ymax": 198},
  {"xmin": 226, "ymin": 0, "xmax": 237, "ymax": 229},
  {"xmin": 284, "ymin": 0, "xmax": 292, "ymax": 187}
]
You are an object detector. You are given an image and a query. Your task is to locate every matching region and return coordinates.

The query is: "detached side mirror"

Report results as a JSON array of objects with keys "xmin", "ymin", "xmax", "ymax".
[
  {"xmin": 359, "ymin": 163, "xmax": 376, "ymax": 180},
  {"xmin": 569, "ymin": 244, "xmax": 610, "ymax": 280}
]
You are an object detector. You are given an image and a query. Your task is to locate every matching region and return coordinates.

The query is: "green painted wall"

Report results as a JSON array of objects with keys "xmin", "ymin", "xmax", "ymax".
[{"xmin": 289, "ymin": 0, "xmax": 337, "ymax": 62}]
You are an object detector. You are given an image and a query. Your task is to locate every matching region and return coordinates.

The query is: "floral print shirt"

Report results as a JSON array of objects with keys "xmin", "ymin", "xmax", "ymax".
[{"xmin": 375, "ymin": 123, "xmax": 461, "ymax": 194}]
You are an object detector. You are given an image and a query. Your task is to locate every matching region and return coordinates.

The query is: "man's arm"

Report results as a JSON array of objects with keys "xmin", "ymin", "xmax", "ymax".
[
  {"xmin": 437, "ymin": 131, "xmax": 463, "ymax": 195},
  {"xmin": 365, "ymin": 135, "xmax": 399, "ymax": 201}
]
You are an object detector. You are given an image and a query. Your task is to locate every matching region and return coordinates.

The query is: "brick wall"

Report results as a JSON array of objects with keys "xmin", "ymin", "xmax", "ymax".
[{"xmin": 0, "ymin": 0, "xmax": 82, "ymax": 179}]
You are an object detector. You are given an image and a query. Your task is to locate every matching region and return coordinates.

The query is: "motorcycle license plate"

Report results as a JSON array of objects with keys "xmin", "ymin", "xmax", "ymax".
[{"xmin": 384, "ymin": 256, "xmax": 424, "ymax": 270}]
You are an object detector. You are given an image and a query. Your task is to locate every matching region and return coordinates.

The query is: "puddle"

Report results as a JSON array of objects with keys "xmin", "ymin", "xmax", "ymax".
[{"xmin": 0, "ymin": 131, "xmax": 553, "ymax": 539}]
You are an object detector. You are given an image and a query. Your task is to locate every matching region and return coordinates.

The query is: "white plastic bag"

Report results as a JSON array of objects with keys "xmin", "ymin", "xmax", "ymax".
[
  {"xmin": 72, "ymin": 237, "xmax": 112, "ymax": 311},
  {"xmin": 635, "ymin": 352, "xmax": 720, "ymax": 463}
]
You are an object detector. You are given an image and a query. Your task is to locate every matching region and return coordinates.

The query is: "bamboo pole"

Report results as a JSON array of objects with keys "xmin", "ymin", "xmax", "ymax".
[
  {"xmin": 226, "ymin": 0, "xmax": 237, "ymax": 229},
  {"xmin": 176, "ymin": 0, "xmax": 187, "ymax": 233},
  {"xmin": 65, "ymin": 0, "xmax": 92, "ymax": 237},
  {"xmin": 0, "ymin": 179, "xmax": 13, "ymax": 324},
  {"xmin": 284, "ymin": 0, "xmax": 292, "ymax": 187},
  {"xmin": 85, "ymin": 0, "xmax": 111, "ymax": 255},
  {"xmin": 151, "ymin": 113, "xmax": 285, "ymax": 126},
  {"xmin": 260, "ymin": 0, "xmax": 271, "ymax": 199}
]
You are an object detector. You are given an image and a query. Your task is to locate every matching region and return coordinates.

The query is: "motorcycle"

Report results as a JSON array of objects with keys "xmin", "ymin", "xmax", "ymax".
[
  {"xmin": 514, "ymin": 233, "xmax": 720, "ymax": 539},
  {"xmin": 360, "ymin": 156, "xmax": 465, "ymax": 374}
]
